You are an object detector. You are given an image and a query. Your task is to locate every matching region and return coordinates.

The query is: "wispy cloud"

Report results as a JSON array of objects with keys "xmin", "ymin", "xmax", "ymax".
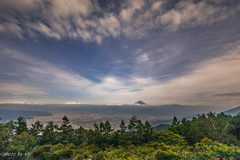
[
  {"xmin": 0, "ymin": 42, "xmax": 240, "ymax": 106},
  {"xmin": 0, "ymin": 83, "xmax": 47, "ymax": 95},
  {"xmin": 0, "ymin": 0, "xmax": 240, "ymax": 107},
  {"xmin": 0, "ymin": 47, "xmax": 93, "ymax": 101},
  {"xmin": 159, "ymin": 0, "xmax": 236, "ymax": 31},
  {"xmin": 214, "ymin": 91, "xmax": 240, "ymax": 97},
  {"xmin": 120, "ymin": 0, "xmax": 145, "ymax": 22},
  {"xmin": 0, "ymin": 46, "xmax": 154, "ymax": 103},
  {"xmin": 0, "ymin": 22, "xmax": 23, "ymax": 39},
  {"xmin": 138, "ymin": 54, "xmax": 149, "ymax": 63},
  {"xmin": 0, "ymin": 0, "xmax": 239, "ymax": 43},
  {"xmin": 134, "ymin": 43, "xmax": 240, "ymax": 106}
]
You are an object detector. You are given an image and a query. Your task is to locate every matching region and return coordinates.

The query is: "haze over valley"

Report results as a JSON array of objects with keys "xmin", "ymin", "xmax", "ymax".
[{"xmin": 0, "ymin": 103, "xmax": 232, "ymax": 128}]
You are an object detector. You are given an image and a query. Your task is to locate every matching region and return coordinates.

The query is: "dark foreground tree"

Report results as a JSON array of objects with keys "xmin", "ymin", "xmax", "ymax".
[
  {"xmin": 15, "ymin": 116, "xmax": 28, "ymax": 135},
  {"xmin": 59, "ymin": 116, "xmax": 74, "ymax": 144},
  {"xmin": 40, "ymin": 121, "xmax": 58, "ymax": 145}
]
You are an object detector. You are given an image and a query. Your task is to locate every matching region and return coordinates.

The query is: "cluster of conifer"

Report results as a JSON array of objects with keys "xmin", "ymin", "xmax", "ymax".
[{"xmin": 1, "ymin": 112, "xmax": 240, "ymax": 159}]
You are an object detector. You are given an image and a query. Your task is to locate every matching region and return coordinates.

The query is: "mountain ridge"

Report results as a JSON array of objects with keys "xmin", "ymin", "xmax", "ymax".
[
  {"xmin": 224, "ymin": 106, "xmax": 240, "ymax": 115},
  {"xmin": 135, "ymin": 100, "xmax": 146, "ymax": 105}
]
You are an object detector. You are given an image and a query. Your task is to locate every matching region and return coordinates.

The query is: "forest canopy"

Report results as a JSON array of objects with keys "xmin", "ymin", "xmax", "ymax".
[{"xmin": 1, "ymin": 112, "xmax": 240, "ymax": 159}]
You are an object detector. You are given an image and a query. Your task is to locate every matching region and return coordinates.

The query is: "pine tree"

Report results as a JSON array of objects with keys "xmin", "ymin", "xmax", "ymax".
[
  {"xmin": 29, "ymin": 121, "xmax": 43, "ymax": 137},
  {"xmin": 87, "ymin": 122, "xmax": 103, "ymax": 146},
  {"xmin": 119, "ymin": 120, "xmax": 127, "ymax": 134},
  {"xmin": 103, "ymin": 121, "xmax": 114, "ymax": 145},
  {"xmin": 73, "ymin": 126, "xmax": 86, "ymax": 145},
  {"xmin": 118, "ymin": 120, "xmax": 130, "ymax": 146},
  {"xmin": 142, "ymin": 121, "xmax": 154, "ymax": 143},
  {"xmin": 172, "ymin": 116, "xmax": 178, "ymax": 125},
  {"xmin": 103, "ymin": 121, "xmax": 113, "ymax": 136},
  {"xmin": 40, "ymin": 121, "xmax": 58, "ymax": 145},
  {"xmin": 59, "ymin": 116, "xmax": 74, "ymax": 144},
  {"xmin": 128, "ymin": 115, "xmax": 144, "ymax": 145},
  {"xmin": 128, "ymin": 115, "xmax": 138, "ymax": 132},
  {"xmin": 15, "ymin": 116, "xmax": 28, "ymax": 135}
]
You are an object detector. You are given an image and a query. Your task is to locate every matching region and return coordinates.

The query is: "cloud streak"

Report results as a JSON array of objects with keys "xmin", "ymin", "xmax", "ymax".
[
  {"xmin": 134, "ymin": 43, "xmax": 240, "ymax": 106},
  {"xmin": 0, "ymin": 0, "xmax": 239, "ymax": 43},
  {"xmin": 159, "ymin": 0, "xmax": 235, "ymax": 31},
  {"xmin": 1, "ymin": 42, "xmax": 240, "ymax": 106},
  {"xmin": 214, "ymin": 91, "xmax": 240, "ymax": 97},
  {"xmin": 0, "ymin": 83, "xmax": 47, "ymax": 95},
  {"xmin": 0, "ymin": 47, "xmax": 156, "ymax": 104},
  {"xmin": 0, "ymin": 0, "xmax": 240, "ymax": 107}
]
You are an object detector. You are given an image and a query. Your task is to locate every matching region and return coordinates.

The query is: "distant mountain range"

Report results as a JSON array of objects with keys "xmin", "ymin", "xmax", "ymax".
[{"xmin": 224, "ymin": 106, "xmax": 240, "ymax": 116}]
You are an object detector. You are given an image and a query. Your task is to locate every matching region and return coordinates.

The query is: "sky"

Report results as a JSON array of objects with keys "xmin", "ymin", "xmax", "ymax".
[{"xmin": 0, "ymin": 0, "xmax": 240, "ymax": 107}]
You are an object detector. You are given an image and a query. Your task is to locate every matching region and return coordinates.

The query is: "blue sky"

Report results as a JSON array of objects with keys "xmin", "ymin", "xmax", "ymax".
[{"xmin": 0, "ymin": 0, "xmax": 240, "ymax": 106}]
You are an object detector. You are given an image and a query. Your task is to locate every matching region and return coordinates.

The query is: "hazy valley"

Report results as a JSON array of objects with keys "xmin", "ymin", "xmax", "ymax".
[{"xmin": 0, "ymin": 103, "xmax": 231, "ymax": 128}]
